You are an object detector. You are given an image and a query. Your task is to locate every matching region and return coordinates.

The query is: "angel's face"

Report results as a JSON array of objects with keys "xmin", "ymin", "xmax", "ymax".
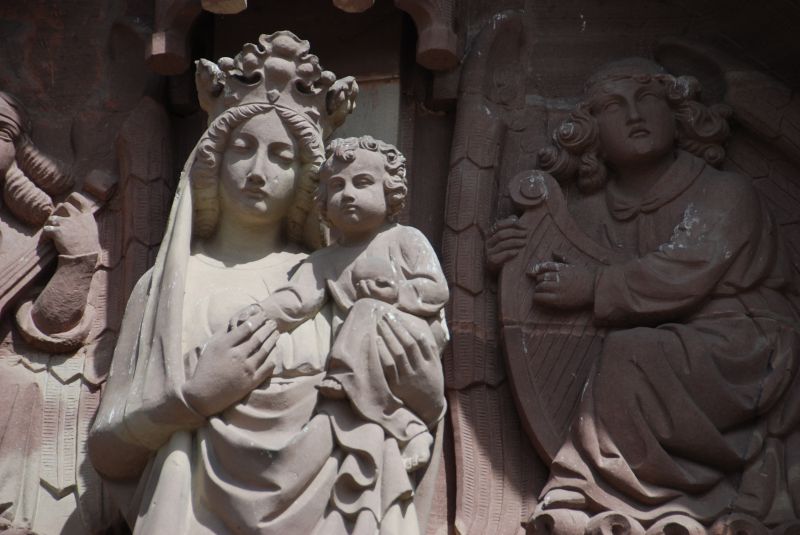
[{"xmin": 590, "ymin": 78, "xmax": 675, "ymax": 169}]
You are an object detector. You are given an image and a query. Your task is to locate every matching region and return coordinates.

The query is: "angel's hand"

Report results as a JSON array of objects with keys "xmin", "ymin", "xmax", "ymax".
[
  {"xmin": 43, "ymin": 194, "xmax": 100, "ymax": 257},
  {"xmin": 528, "ymin": 254, "xmax": 595, "ymax": 310},
  {"xmin": 487, "ymin": 216, "xmax": 528, "ymax": 272}
]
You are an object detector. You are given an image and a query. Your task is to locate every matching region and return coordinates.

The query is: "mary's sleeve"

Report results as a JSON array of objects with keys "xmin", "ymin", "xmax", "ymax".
[
  {"xmin": 89, "ymin": 271, "xmax": 157, "ymax": 479},
  {"xmin": 88, "ymin": 270, "xmax": 203, "ymax": 480},
  {"xmin": 594, "ymin": 181, "xmax": 770, "ymax": 325}
]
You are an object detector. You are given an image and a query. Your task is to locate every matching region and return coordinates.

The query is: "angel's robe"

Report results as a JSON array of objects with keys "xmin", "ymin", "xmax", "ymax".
[
  {"xmin": 0, "ymin": 250, "xmax": 115, "ymax": 535},
  {"xmin": 544, "ymin": 150, "xmax": 800, "ymax": 524}
]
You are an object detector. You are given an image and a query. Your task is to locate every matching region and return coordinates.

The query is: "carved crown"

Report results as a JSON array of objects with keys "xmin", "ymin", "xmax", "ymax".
[{"xmin": 195, "ymin": 31, "xmax": 358, "ymax": 139}]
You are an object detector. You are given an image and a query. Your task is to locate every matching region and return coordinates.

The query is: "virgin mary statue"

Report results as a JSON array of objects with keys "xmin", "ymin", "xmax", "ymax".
[{"xmin": 89, "ymin": 31, "xmax": 443, "ymax": 535}]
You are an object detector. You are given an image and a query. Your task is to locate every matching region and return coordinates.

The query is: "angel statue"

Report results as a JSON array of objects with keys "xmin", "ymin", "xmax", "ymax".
[
  {"xmin": 0, "ymin": 91, "xmax": 118, "ymax": 534},
  {"xmin": 489, "ymin": 57, "xmax": 800, "ymax": 534},
  {"xmin": 89, "ymin": 31, "xmax": 445, "ymax": 535}
]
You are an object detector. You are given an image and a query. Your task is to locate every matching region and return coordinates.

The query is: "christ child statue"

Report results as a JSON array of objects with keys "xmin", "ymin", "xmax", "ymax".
[{"xmin": 238, "ymin": 135, "xmax": 449, "ymax": 471}]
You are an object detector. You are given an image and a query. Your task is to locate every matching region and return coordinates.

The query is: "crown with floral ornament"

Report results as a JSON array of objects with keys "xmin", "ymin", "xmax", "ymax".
[{"xmin": 195, "ymin": 31, "xmax": 358, "ymax": 140}]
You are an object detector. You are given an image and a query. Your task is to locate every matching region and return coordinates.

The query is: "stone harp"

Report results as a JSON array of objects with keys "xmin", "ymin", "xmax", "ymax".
[{"xmin": 498, "ymin": 169, "xmax": 627, "ymax": 463}]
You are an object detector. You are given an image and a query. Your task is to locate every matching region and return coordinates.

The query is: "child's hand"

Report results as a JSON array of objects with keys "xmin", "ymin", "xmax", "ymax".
[
  {"xmin": 356, "ymin": 276, "xmax": 399, "ymax": 303},
  {"xmin": 352, "ymin": 256, "xmax": 400, "ymax": 303},
  {"xmin": 228, "ymin": 303, "xmax": 266, "ymax": 331}
]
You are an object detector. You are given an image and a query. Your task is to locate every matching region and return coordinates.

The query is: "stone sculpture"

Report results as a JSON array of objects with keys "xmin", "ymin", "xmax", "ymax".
[
  {"xmin": 440, "ymin": 13, "xmax": 544, "ymax": 534},
  {"xmin": 0, "ymin": 92, "xmax": 116, "ymax": 534},
  {"xmin": 489, "ymin": 57, "xmax": 800, "ymax": 534},
  {"xmin": 89, "ymin": 31, "xmax": 445, "ymax": 534},
  {"xmin": 233, "ymin": 135, "xmax": 448, "ymax": 473}
]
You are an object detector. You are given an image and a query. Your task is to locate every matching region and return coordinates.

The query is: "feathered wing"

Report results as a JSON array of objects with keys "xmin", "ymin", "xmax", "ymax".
[
  {"xmin": 721, "ymin": 70, "xmax": 800, "ymax": 276},
  {"xmin": 441, "ymin": 12, "xmax": 547, "ymax": 535},
  {"xmin": 655, "ymin": 39, "xmax": 800, "ymax": 281},
  {"xmin": 79, "ymin": 96, "xmax": 174, "ymax": 526}
]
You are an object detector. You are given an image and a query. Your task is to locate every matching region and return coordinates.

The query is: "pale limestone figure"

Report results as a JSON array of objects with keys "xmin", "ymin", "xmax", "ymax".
[
  {"xmin": 235, "ymin": 136, "xmax": 448, "ymax": 473},
  {"xmin": 89, "ymin": 32, "xmax": 444, "ymax": 534}
]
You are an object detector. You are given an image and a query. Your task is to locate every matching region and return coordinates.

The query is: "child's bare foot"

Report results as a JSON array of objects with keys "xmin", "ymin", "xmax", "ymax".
[
  {"xmin": 401, "ymin": 432, "xmax": 433, "ymax": 472},
  {"xmin": 317, "ymin": 377, "xmax": 346, "ymax": 399}
]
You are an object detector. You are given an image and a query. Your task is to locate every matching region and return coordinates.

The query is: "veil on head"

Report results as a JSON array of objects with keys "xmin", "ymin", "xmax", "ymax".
[{"xmin": 119, "ymin": 32, "xmax": 359, "ymax": 443}]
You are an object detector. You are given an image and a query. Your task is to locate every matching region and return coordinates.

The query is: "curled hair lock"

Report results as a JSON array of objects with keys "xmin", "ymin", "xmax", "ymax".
[
  {"xmin": 0, "ymin": 108, "xmax": 73, "ymax": 227},
  {"xmin": 539, "ymin": 71, "xmax": 731, "ymax": 194}
]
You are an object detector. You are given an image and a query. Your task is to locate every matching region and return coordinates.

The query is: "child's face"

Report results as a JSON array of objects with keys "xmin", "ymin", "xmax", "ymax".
[{"xmin": 324, "ymin": 148, "xmax": 388, "ymax": 236}]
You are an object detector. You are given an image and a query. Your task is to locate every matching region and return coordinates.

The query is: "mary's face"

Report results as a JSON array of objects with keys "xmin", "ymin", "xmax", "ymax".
[
  {"xmin": 590, "ymin": 78, "xmax": 675, "ymax": 169},
  {"xmin": 218, "ymin": 111, "xmax": 301, "ymax": 226}
]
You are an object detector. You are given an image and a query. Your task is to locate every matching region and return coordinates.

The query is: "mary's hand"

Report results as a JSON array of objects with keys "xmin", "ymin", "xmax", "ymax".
[
  {"xmin": 182, "ymin": 319, "xmax": 279, "ymax": 417},
  {"xmin": 377, "ymin": 314, "xmax": 445, "ymax": 426}
]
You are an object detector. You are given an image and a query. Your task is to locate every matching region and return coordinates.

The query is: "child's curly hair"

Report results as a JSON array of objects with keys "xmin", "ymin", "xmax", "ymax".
[{"xmin": 316, "ymin": 135, "xmax": 408, "ymax": 224}]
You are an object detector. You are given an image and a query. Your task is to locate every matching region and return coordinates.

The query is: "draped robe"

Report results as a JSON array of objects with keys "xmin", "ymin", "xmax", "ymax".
[
  {"xmin": 90, "ymin": 149, "xmax": 443, "ymax": 534},
  {"xmin": 544, "ymin": 150, "xmax": 800, "ymax": 525}
]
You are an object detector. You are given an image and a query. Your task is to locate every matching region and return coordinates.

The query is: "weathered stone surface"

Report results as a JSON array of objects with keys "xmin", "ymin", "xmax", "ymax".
[
  {"xmin": 495, "ymin": 57, "xmax": 800, "ymax": 533},
  {"xmin": 2, "ymin": 1, "xmax": 799, "ymax": 533}
]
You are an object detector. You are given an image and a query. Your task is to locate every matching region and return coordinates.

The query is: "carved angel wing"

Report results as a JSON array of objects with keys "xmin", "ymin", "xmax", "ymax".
[
  {"xmin": 442, "ymin": 11, "xmax": 545, "ymax": 535},
  {"xmin": 655, "ymin": 39, "xmax": 800, "ymax": 277}
]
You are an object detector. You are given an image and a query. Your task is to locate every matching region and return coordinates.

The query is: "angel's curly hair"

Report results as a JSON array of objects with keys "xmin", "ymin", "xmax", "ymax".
[
  {"xmin": 0, "ymin": 92, "xmax": 73, "ymax": 227},
  {"xmin": 316, "ymin": 135, "xmax": 407, "ymax": 224},
  {"xmin": 189, "ymin": 103, "xmax": 325, "ymax": 246},
  {"xmin": 538, "ymin": 58, "xmax": 732, "ymax": 194}
]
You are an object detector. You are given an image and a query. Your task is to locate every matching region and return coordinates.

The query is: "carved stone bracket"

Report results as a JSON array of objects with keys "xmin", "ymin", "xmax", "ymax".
[
  {"xmin": 147, "ymin": 0, "xmax": 202, "ymax": 75},
  {"xmin": 147, "ymin": 0, "xmax": 248, "ymax": 76},
  {"xmin": 201, "ymin": 0, "xmax": 247, "ymax": 14},
  {"xmin": 332, "ymin": 0, "xmax": 376, "ymax": 13},
  {"xmin": 394, "ymin": 0, "xmax": 459, "ymax": 71},
  {"xmin": 151, "ymin": 0, "xmax": 459, "ymax": 75},
  {"xmin": 329, "ymin": 0, "xmax": 459, "ymax": 70}
]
